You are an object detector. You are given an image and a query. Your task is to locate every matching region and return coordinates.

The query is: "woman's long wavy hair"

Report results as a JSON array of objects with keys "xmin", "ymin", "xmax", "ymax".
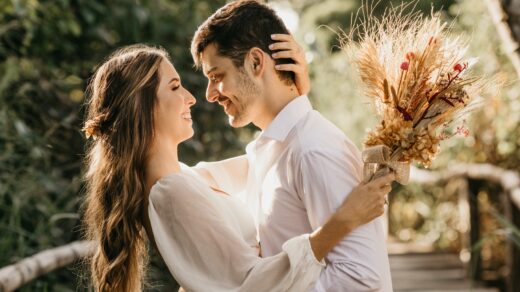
[{"xmin": 82, "ymin": 44, "xmax": 168, "ymax": 291}]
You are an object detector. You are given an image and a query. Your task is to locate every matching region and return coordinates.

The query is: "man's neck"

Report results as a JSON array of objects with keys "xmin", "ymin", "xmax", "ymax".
[{"xmin": 254, "ymin": 83, "xmax": 300, "ymax": 130}]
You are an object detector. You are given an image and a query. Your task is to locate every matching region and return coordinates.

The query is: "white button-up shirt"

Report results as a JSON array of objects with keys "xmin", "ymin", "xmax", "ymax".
[{"xmin": 196, "ymin": 95, "xmax": 392, "ymax": 291}]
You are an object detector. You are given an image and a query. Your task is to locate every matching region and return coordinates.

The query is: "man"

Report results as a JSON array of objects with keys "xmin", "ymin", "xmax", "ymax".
[{"xmin": 191, "ymin": 1, "xmax": 393, "ymax": 291}]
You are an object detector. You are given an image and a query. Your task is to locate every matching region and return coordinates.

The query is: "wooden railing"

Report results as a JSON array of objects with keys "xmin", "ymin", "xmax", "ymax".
[
  {"xmin": 409, "ymin": 163, "xmax": 520, "ymax": 292},
  {"xmin": 1, "ymin": 163, "xmax": 519, "ymax": 291},
  {"xmin": 0, "ymin": 241, "xmax": 94, "ymax": 292}
]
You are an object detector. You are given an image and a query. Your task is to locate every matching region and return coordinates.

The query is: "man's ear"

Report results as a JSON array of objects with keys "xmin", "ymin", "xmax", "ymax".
[{"xmin": 246, "ymin": 47, "xmax": 265, "ymax": 77}]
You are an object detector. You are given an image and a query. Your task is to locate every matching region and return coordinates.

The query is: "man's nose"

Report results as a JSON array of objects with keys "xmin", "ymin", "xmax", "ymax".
[{"xmin": 206, "ymin": 83, "xmax": 219, "ymax": 103}]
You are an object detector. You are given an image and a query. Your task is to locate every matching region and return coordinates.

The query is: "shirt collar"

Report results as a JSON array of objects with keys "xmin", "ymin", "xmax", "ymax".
[{"xmin": 260, "ymin": 95, "xmax": 313, "ymax": 142}]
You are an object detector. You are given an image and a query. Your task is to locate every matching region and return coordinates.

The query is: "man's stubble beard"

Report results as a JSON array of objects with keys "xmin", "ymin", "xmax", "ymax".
[{"xmin": 229, "ymin": 68, "xmax": 262, "ymax": 128}]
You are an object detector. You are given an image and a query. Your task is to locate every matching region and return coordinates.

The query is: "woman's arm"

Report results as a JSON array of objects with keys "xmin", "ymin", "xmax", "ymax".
[
  {"xmin": 149, "ymin": 175, "xmax": 323, "ymax": 292},
  {"xmin": 309, "ymin": 173, "xmax": 394, "ymax": 260}
]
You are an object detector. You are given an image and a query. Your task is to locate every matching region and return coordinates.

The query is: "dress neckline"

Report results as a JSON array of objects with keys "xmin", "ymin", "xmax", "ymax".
[{"xmin": 152, "ymin": 169, "xmax": 231, "ymax": 198}]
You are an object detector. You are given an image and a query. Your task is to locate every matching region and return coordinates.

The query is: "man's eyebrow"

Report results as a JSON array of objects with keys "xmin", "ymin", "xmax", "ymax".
[{"xmin": 204, "ymin": 66, "xmax": 218, "ymax": 76}]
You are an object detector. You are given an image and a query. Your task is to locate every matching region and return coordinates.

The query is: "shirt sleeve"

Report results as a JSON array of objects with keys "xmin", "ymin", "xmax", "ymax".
[
  {"xmin": 296, "ymin": 147, "xmax": 386, "ymax": 292},
  {"xmin": 192, "ymin": 155, "xmax": 248, "ymax": 196},
  {"xmin": 148, "ymin": 175, "xmax": 324, "ymax": 292}
]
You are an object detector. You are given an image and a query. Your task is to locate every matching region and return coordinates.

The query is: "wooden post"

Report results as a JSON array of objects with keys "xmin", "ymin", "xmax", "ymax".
[
  {"xmin": 500, "ymin": 186, "xmax": 513, "ymax": 292},
  {"xmin": 511, "ymin": 201, "xmax": 520, "ymax": 292},
  {"xmin": 467, "ymin": 178, "xmax": 482, "ymax": 282},
  {"xmin": 457, "ymin": 178, "xmax": 472, "ymax": 274}
]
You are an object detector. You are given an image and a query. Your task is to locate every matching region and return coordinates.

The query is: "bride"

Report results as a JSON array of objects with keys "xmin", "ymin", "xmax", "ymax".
[{"xmin": 82, "ymin": 41, "xmax": 393, "ymax": 291}]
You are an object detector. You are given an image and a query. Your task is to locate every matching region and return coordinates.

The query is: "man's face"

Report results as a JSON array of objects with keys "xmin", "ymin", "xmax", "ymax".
[{"xmin": 201, "ymin": 44, "xmax": 261, "ymax": 128}]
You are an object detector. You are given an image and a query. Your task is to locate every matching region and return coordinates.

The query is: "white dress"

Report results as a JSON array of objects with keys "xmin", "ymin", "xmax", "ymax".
[{"xmin": 148, "ymin": 165, "xmax": 324, "ymax": 292}]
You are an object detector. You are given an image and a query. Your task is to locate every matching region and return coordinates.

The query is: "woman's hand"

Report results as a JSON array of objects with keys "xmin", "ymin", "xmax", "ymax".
[
  {"xmin": 270, "ymin": 34, "xmax": 310, "ymax": 96},
  {"xmin": 334, "ymin": 173, "xmax": 395, "ymax": 229}
]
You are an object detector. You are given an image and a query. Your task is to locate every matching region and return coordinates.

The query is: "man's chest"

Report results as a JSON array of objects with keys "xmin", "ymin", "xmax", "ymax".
[
  {"xmin": 249, "ymin": 154, "xmax": 309, "ymax": 225},
  {"xmin": 252, "ymin": 160, "xmax": 313, "ymax": 254}
]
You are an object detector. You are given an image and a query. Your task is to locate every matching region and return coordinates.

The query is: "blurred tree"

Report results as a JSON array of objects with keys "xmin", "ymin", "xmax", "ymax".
[
  {"xmin": 498, "ymin": 0, "xmax": 520, "ymax": 76},
  {"xmin": 0, "ymin": 0, "xmax": 251, "ymax": 290}
]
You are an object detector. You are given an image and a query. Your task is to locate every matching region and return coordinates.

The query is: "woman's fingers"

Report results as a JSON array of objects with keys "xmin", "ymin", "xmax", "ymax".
[
  {"xmin": 269, "ymin": 41, "xmax": 293, "ymax": 51},
  {"xmin": 271, "ymin": 33, "xmax": 293, "ymax": 42},
  {"xmin": 272, "ymin": 50, "xmax": 298, "ymax": 60},
  {"xmin": 371, "ymin": 173, "xmax": 395, "ymax": 188},
  {"xmin": 275, "ymin": 64, "xmax": 300, "ymax": 72},
  {"xmin": 381, "ymin": 185, "xmax": 392, "ymax": 194}
]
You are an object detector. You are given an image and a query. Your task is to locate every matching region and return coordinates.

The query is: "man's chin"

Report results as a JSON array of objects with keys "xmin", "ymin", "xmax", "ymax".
[{"xmin": 229, "ymin": 116, "xmax": 249, "ymax": 128}]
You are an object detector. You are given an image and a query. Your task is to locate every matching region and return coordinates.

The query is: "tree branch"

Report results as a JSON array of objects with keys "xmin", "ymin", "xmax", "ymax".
[
  {"xmin": 484, "ymin": 0, "xmax": 520, "ymax": 78},
  {"xmin": 0, "ymin": 240, "xmax": 94, "ymax": 292}
]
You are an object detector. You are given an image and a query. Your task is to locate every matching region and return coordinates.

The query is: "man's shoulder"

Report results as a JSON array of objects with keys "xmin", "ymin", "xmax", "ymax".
[{"xmin": 290, "ymin": 110, "xmax": 351, "ymax": 151}]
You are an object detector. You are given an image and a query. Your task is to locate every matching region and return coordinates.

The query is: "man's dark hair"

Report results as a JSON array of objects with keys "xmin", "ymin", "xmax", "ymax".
[{"xmin": 191, "ymin": 0, "xmax": 295, "ymax": 84}]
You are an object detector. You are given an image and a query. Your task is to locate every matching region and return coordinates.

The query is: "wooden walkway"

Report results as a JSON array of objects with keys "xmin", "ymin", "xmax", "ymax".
[{"xmin": 389, "ymin": 252, "xmax": 499, "ymax": 292}]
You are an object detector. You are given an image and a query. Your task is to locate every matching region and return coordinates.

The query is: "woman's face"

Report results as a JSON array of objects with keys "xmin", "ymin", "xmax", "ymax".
[{"xmin": 154, "ymin": 59, "xmax": 196, "ymax": 144}]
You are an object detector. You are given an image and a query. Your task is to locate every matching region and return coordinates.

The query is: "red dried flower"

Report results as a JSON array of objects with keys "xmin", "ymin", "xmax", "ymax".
[
  {"xmin": 454, "ymin": 63, "xmax": 463, "ymax": 72},
  {"xmin": 400, "ymin": 61, "xmax": 409, "ymax": 70}
]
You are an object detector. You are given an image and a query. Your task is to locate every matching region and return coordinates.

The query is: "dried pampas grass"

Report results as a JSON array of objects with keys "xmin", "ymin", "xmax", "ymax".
[{"xmin": 341, "ymin": 2, "xmax": 497, "ymax": 183}]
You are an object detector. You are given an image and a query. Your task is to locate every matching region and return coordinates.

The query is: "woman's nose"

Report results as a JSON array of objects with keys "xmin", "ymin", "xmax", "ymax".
[{"xmin": 186, "ymin": 93, "xmax": 196, "ymax": 106}]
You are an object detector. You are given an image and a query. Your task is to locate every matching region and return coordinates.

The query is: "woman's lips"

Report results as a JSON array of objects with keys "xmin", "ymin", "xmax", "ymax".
[{"xmin": 181, "ymin": 112, "xmax": 191, "ymax": 120}]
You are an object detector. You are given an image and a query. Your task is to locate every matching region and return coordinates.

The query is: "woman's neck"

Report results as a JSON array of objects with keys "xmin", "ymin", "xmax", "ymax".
[{"xmin": 146, "ymin": 137, "xmax": 181, "ymax": 192}]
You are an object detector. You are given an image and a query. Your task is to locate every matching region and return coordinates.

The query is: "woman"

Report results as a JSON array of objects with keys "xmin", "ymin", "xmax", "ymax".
[{"xmin": 82, "ymin": 42, "xmax": 393, "ymax": 291}]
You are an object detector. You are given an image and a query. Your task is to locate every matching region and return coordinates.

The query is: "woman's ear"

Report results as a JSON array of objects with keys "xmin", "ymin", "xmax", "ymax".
[{"xmin": 246, "ymin": 47, "xmax": 265, "ymax": 76}]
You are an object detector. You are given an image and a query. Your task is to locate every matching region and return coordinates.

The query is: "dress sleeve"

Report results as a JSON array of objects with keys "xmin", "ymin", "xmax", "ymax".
[
  {"xmin": 148, "ymin": 175, "xmax": 324, "ymax": 292},
  {"xmin": 191, "ymin": 155, "xmax": 248, "ymax": 196}
]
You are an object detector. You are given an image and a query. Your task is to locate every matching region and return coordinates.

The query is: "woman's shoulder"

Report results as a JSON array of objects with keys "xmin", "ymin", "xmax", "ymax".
[{"xmin": 149, "ymin": 171, "xmax": 208, "ymax": 207}]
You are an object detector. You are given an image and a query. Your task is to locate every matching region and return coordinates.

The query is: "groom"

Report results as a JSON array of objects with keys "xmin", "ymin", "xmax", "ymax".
[{"xmin": 191, "ymin": 1, "xmax": 393, "ymax": 291}]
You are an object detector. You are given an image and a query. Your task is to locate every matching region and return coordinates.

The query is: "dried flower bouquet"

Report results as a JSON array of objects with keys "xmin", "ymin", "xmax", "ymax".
[{"xmin": 342, "ymin": 7, "xmax": 491, "ymax": 184}]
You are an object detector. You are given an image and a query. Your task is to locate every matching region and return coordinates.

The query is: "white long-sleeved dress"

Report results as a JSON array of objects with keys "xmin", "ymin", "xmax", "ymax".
[{"xmin": 148, "ymin": 165, "xmax": 324, "ymax": 292}]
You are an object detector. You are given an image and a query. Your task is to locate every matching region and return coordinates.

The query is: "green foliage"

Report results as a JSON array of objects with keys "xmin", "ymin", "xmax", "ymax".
[
  {"xmin": 388, "ymin": 182, "xmax": 462, "ymax": 251},
  {"xmin": 0, "ymin": 0, "xmax": 248, "ymax": 290}
]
